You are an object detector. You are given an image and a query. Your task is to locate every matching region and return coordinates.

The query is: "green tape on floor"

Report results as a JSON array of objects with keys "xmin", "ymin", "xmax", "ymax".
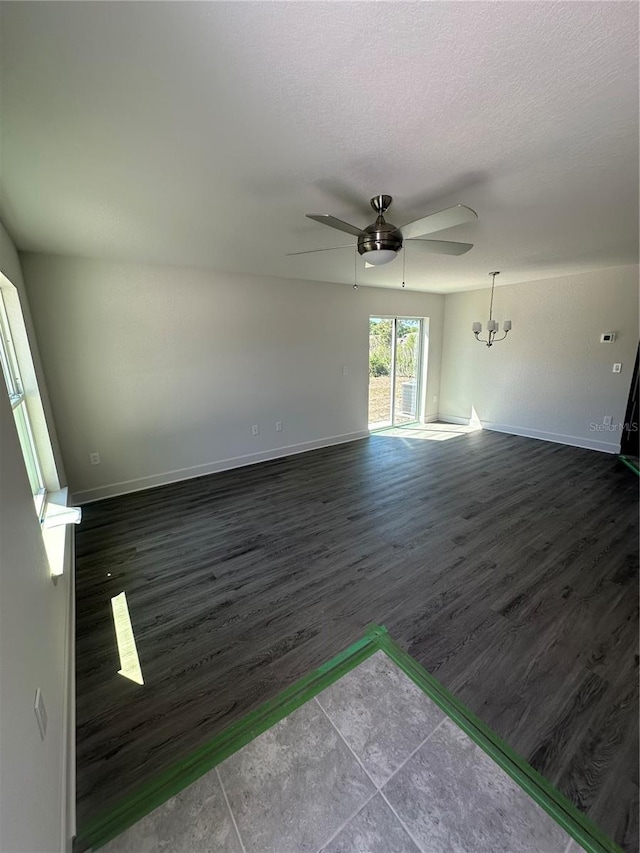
[
  {"xmin": 375, "ymin": 630, "xmax": 622, "ymax": 853},
  {"xmin": 76, "ymin": 627, "xmax": 382, "ymax": 851},
  {"xmin": 77, "ymin": 624, "xmax": 622, "ymax": 853},
  {"xmin": 619, "ymin": 454, "xmax": 640, "ymax": 475}
]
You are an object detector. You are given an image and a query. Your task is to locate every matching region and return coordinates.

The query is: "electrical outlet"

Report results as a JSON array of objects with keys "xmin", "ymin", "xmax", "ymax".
[
  {"xmin": 251, "ymin": 425, "xmax": 259, "ymax": 436},
  {"xmin": 89, "ymin": 452, "xmax": 101, "ymax": 465},
  {"xmin": 34, "ymin": 689, "xmax": 47, "ymax": 740},
  {"xmin": 603, "ymin": 415, "xmax": 613, "ymax": 427},
  {"xmin": 275, "ymin": 421, "xmax": 283, "ymax": 432},
  {"xmin": 613, "ymin": 363, "xmax": 622, "ymax": 373}
]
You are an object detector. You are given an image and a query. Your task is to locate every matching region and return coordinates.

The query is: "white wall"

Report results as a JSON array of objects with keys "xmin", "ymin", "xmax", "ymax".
[
  {"xmin": 21, "ymin": 254, "xmax": 445, "ymax": 501},
  {"xmin": 440, "ymin": 265, "xmax": 639, "ymax": 452},
  {"xmin": 0, "ymin": 222, "xmax": 72, "ymax": 853}
]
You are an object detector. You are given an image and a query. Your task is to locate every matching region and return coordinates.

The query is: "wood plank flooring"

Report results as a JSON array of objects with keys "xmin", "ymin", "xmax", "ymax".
[{"xmin": 75, "ymin": 428, "xmax": 639, "ymax": 851}]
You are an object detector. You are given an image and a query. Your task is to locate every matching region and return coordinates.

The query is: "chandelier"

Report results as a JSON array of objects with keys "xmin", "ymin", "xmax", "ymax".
[{"xmin": 472, "ymin": 271, "xmax": 512, "ymax": 347}]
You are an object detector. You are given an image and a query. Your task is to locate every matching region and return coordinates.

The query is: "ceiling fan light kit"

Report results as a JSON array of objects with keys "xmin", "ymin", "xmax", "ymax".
[
  {"xmin": 362, "ymin": 249, "xmax": 398, "ymax": 266},
  {"xmin": 289, "ymin": 193, "xmax": 478, "ymax": 272},
  {"xmin": 473, "ymin": 271, "xmax": 512, "ymax": 347}
]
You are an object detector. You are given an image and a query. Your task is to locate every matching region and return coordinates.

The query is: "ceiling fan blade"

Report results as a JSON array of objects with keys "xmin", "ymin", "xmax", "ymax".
[
  {"xmin": 400, "ymin": 205, "xmax": 477, "ymax": 240},
  {"xmin": 286, "ymin": 244, "xmax": 355, "ymax": 256},
  {"xmin": 306, "ymin": 214, "xmax": 366, "ymax": 236},
  {"xmin": 405, "ymin": 239, "xmax": 474, "ymax": 255}
]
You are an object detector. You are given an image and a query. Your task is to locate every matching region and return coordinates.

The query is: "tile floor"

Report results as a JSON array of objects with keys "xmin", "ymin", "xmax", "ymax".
[{"xmin": 101, "ymin": 652, "xmax": 587, "ymax": 853}]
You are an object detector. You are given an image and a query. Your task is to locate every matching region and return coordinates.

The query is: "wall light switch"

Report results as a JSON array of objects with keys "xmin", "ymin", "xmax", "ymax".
[
  {"xmin": 89, "ymin": 452, "xmax": 101, "ymax": 465},
  {"xmin": 342, "ymin": 366, "xmax": 348, "ymax": 375},
  {"xmin": 275, "ymin": 421, "xmax": 283, "ymax": 432},
  {"xmin": 612, "ymin": 363, "xmax": 622, "ymax": 373}
]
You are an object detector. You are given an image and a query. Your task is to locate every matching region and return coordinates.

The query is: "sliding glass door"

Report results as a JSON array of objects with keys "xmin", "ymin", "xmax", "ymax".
[{"xmin": 368, "ymin": 317, "xmax": 423, "ymax": 430}]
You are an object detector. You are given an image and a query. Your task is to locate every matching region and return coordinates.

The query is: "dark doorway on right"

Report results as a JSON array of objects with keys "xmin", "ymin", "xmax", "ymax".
[{"xmin": 620, "ymin": 343, "xmax": 639, "ymax": 461}]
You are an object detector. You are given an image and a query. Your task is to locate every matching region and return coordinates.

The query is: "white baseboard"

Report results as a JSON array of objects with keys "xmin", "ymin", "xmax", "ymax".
[
  {"xmin": 72, "ymin": 431, "xmax": 369, "ymax": 504},
  {"xmin": 438, "ymin": 414, "xmax": 620, "ymax": 453},
  {"xmin": 482, "ymin": 421, "xmax": 620, "ymax": 453},
  {"xmin": 438, "ymin": 415, "xmax": 471, "ymax": 426}
]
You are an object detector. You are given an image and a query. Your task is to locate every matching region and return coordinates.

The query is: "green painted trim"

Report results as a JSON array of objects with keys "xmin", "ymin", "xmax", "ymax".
[
  {"xmin": 78, "ymin": 626, "xmax": 384, "ymax": 851},
  {"xmin": 619, "ymin": 454, "xmax": 640, "ymax": 475},
  {"xmin": 78, "ymin": 623, "xmax": 621, "ymax": 853},
  {"xmin": 376, "ymin": 631, "xmax": 622, "ymax": 853}
]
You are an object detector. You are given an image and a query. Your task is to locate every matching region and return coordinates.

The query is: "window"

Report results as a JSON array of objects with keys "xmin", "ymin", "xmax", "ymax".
[{"xmin": 0, "ymin": 285, "xmax": 47, "ymax": 516}]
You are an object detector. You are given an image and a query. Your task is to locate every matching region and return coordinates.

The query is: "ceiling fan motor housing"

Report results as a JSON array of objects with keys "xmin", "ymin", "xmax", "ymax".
[
  {"xmin": 357, "ymin": 194, "xmax": 402, "ymax": 260},
  {"xmin": 357, "ymin": 217, "xmax": 403, "ymax": 258}
]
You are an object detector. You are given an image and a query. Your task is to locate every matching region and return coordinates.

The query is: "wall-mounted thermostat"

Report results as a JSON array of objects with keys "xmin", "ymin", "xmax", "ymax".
[{"xmin": 600, "ymin": 333, "xmax": 616, "ymax": 343}]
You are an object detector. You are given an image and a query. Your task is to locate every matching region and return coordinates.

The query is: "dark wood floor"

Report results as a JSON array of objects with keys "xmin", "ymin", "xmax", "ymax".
[{"xmin": 75, "ymin": 428, "xmax": 639, "ymax": 851}]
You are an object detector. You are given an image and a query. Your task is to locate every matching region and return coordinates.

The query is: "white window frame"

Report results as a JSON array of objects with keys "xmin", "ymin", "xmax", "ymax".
[{"xmin": 0, "ymin": 283, "xmax": 49, "ymax": 518}]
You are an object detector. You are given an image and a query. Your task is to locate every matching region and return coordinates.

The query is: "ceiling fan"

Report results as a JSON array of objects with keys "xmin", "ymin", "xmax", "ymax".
[{"xmin": 288, "ymin": 194, "xmax": 477, "ymax": 266}]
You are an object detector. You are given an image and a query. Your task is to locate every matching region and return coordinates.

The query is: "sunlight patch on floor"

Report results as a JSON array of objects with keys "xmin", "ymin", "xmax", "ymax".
[
  {"xmin": 374, "ymin": 421, "xmax": 482, "ymax": 441},
  {"xmin": 111, "ymin": 591, "xmax": 144, "ymax": 685}
]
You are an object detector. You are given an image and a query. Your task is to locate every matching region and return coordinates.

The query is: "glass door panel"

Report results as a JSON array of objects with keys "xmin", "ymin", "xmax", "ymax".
[
  {"xmin": 368, "ymin": 318, "xmax": 393, "ymax": 429},
  {"xmin": 393, "ymin": 319, "xmax": 421, "ymax": 425}
]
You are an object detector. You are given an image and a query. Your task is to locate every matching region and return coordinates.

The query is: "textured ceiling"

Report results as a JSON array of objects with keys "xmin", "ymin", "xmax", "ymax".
[{"xmin": 0, "ymin": 1, "xmax": 638, "ymax": 292}]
